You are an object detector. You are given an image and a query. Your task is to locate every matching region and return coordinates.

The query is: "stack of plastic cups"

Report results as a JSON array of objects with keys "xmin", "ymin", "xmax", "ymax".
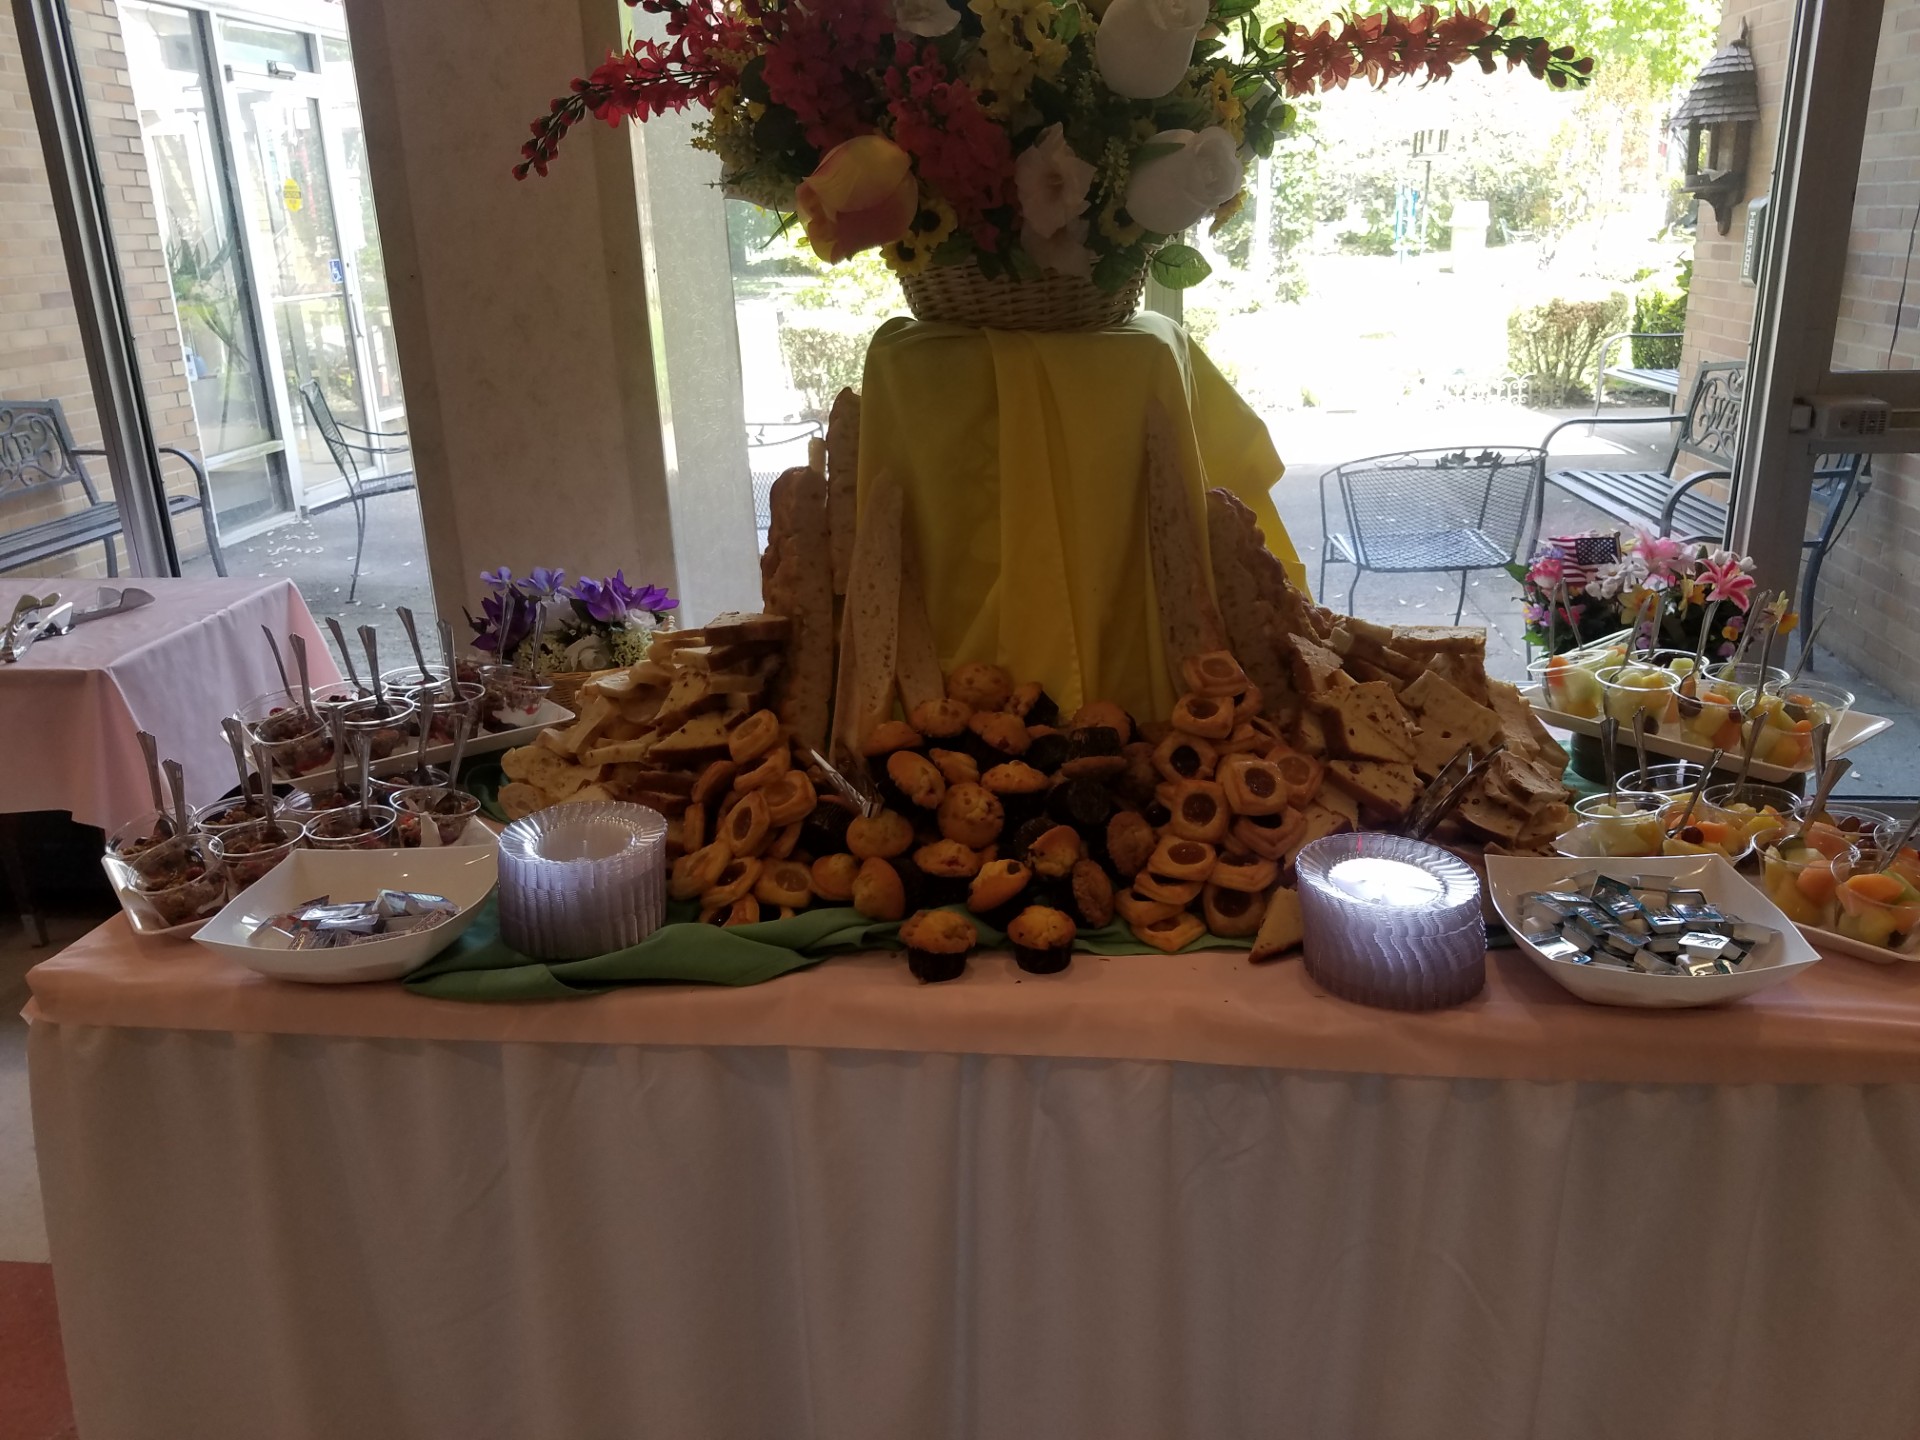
[
  {"xmin": 497, "ymin": 802, "xmax": 668, "ymax": 960},
  {"xmin": 1294, "ymin": 833, "xmax": 1486, "ymax": 1010}
]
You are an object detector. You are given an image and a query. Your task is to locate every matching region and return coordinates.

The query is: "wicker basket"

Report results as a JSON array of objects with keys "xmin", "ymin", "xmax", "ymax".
[
  {"xmin": 543, "ymin": 669, "xmax": 599, "ymax": 715},
  {"xmin": 898, "ymin": 261, "xmax": 1148, "ymax": 331}
]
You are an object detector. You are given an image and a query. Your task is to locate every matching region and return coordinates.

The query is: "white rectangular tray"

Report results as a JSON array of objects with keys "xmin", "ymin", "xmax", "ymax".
[
  {"xmin": 282, "ymin": 698, "xmax": 574, "ymax": 791},
  {"xmin": 1519, "ymin": 684, "xmax": 1893, "ymax": 786}
]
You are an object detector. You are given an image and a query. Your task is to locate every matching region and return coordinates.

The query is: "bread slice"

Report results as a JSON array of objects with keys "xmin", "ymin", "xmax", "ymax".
[
  {"xmin": 833, "ymin": 475, "xmax": 904, "ymax": 760},
  {"xmin": 1390, "ymin": 625, "xmax": 1487, "ymax": 656},
  {"xmin": 1324, "ymin": 759, "xmax": 1420, "ymax": 823},
  {"xmin": 1310, "ymin": 681, "xmax": 1417, "ymax": 763},
  {"xmin": 825, "ymin": 389, "xmax": 861, "ymax": 596},
  {"xmin": 1288, "ymin": 634, "xmax": 1349, "ymax": 696},
  {"xmin": 1249, "ymin": 886, "xmax": 1305, "ymax": 962},
  {"xmin": 763, "ymin": 465, "xmax": 835, "ymax": 753},
  {"xmin": 1399, "ymin": 668, "xmax": 1503, "ymax": 779},
  {"xmin": 1142, "ymin": 400, "xmax": 1229, "ymax": 688},
  {"xmin": 647, "ymin": 711, "xmax": 737, "ymax": 764}
]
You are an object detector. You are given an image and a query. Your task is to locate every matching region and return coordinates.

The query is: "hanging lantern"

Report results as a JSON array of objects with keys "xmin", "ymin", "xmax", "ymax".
[{"xmin": 1671, "ymin": 24, "xmax": 1761, "ymax": 236}]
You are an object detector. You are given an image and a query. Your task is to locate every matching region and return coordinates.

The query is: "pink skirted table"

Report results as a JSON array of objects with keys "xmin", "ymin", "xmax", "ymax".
[
  {"xmin": 0, "ymin": 578, "xmax": 338, "ymax": 830},
  {"xmin": 26, "ymin": 923, "xmax": 1920, "ymax": 1440}
]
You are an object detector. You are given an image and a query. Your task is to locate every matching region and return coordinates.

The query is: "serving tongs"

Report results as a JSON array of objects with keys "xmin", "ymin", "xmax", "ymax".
[
  {"xmin": 2, "ymin": 597, "xmax": 72, "ymax": 662},
  {"xmin": 810, "ymin": 745, "xmax": 882, "ymax": 819},
  {"xmin": 1406, "ymin": 741, "xmax": 1508, "ymax": 842}
]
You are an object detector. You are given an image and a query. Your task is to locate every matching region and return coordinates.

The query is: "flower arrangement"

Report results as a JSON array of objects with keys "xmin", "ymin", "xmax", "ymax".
[
  {"xmin": 1510, "ymin": 530, "xmax": 1764, "ymax": 663},
  {"xmin": 468, "ymin": 567, "xmax": 678, "ymax": 671},
  {"xmin": 517, "ymin": 1, "xmax": 1590, "ymax": 294}
]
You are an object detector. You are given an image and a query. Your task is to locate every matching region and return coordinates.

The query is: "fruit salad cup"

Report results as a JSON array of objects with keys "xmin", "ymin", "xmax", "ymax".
[
  {"xmin": 1563, "ymin": 791, "xmax": 1669, "ymax": 857},
  {"xmin": 1742, "ymin": 679, "xmax": 1855, "ymax": 772},
  {"xmin": 1619, "ymin": 761, "xmax": 1713, "ymax": 799},
  {"xmin": 1830, "ymin": 845, "xmax": 1920, "ymax": 956},
  {"xmin": 1670, "ymin": 685, "xmax": 1745, "ymax": 751},
  {"xmin": 1811, "ymin": 801, "xmax": 1899, "ymax": 842},
  {"xmin": 1597, "ymin": 663, "xmax": 1680, "ymax": 732},
  {"xmin": 1530, "ymin": 652, "xmax": 1609, "ymax": 719},
  {"xmin": 1699, "ymin": 661, "xmax": 1790, "ymax": 708},
  {"xmin": 1760, "ymin": 836, "xmax": 1845, "ymax": 930},
  {"xmin": 1698, "ymin": 782, "xmax": 1801, "ymax": 855}
]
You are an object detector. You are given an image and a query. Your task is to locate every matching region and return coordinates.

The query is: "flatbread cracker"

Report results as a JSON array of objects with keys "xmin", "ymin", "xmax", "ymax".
[
  {"xmin": 1142, "ymin": 401, "xmax": 1228, "ymax": 689},
  {"xmin": 826, "ymin": 388, "xmax": 861, "ymax": 596}
]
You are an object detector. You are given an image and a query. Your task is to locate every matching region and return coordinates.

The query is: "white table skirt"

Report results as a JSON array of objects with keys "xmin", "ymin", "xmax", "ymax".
[{"xmin": 30, "ymin": 1022, "xmax": 1920, "ymax": 1440}]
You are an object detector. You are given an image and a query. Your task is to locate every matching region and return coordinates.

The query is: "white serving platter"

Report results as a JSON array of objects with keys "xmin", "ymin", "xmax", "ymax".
[
  {"xmin": 195, "ymin": 844, "xmax": 497, "ymax": 983},
  {"xmin": 1485, "ymin": 853, "xmax": 1822, "ymax": 1008},
  {"xmin": 281, "ymin": 697, "xmax": 574, "ymax": 791},
  {"xmin": 1519, "ymin": 684, "xmax": 1892, "ymax": 786},
  {"xmin": 101, "ymin": 852, "xmax": 221, "ymax": 940}
]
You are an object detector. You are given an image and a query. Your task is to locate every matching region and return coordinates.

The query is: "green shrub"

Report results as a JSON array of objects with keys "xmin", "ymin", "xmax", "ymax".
[
  {"xmin": 778, "ymin": 316, "xmax": 870, "ymax": 420},
  {"xmin": 1631, "ymin": 258, "xmax": 1690, "ymax": 367},
  {"xmin": 1506, "ymin": 294, "xmax": 1630, "ymax": 407}
]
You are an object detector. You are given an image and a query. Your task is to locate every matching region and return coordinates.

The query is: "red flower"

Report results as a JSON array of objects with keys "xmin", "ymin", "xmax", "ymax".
[{"xmin": 884, "ymin": 46, "xmax": 1013, "ymax": 238}]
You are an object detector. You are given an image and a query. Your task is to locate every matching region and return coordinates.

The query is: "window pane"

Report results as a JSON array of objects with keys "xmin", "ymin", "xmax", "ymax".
[{"xmin": 219, "ymin": 19, "xmax": 313, "ymax": 74}]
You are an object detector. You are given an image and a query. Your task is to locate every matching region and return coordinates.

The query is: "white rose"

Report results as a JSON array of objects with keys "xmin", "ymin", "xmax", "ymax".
[
  {"xmin": 1014, "ymin": 124, "xmax": 1098, "ymax": 239},
  {"xmin": 1125, "ymin": 127, "xmax": 1244, "ymax": 235},
  {"xmin": 1022, "ymin": 216, "xmax": 1094, "ymax": 279},
  {"xmin": 893, "ymin": 0, "xmax": 959, "ymax": 37},
  {"xmin": 1095, "ymin": 0, "xmax": 1209, "ymax": 100}
]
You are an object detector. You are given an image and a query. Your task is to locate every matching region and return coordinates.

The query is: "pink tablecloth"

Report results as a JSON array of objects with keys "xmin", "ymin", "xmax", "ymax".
[{"xmin": 0, "ymin": 578, "xmax": 338, "ymax": 830}]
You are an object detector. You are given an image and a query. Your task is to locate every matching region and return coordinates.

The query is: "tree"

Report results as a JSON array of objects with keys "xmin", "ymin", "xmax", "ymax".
[{"xmin": 1502, "ymin": 0, "xmax": 1718, "ymax": 92}]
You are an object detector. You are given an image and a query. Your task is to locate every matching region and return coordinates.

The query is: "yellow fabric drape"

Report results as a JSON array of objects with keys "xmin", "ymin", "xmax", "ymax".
[{"xmin": 857, "ymin": 312, "xmax": 1302, "ymax": 720}]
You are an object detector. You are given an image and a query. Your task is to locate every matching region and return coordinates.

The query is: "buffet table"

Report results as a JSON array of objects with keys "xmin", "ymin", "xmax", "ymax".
[{"xmin": 28, "ymin": 925, "xmax": 1920, "ymax": 1440}]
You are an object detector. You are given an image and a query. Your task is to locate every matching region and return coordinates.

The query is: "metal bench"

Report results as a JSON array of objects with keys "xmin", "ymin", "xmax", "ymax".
[
  {"xmin": 1591, "ymin": 331, "xmax": 1683, "ymax": 413},
  {"xmin": 1541, "ymin": 361, "xmax": 1869, "ymax": 661},
  {"xmin": 0, "ymin": 399, "xmax": 225, "ymax": 577}
]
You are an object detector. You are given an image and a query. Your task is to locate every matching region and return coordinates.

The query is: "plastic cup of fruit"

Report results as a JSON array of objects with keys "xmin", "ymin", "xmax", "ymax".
[
  {"xmin": 1699, "ymin": 661, "xmax": 1790, "ymax": 707},
  {"xmin": 1744, "ymin": 678, "xmax": 1856, "ymax": 771},
  {"xmin": 207, "ymin": 818, "xmax": 306, "ymax": 892},
  {"xmin": 396, "ymin": 785, "xmax": 482, "ymax": 846},
  {"xmin": 478, "ymin": 664, "xmax": 552, "ymax": 732},
  {"xmin": 1567, "ymin": 792, "xmax": 1668, "ymax": 857},
  {"xmin": 1701, "ymin": 781, "xmax": 1802, "ymax": 853},
  {"xmin": 1810, "ymin": 801, "xmax": 1899, "ymax": 841},
  {"xmin": 305, "ymin": 804, "xmax": 402, "ymax": 851},
  {"xmin": 236, "ymin": 692, "xmax": 333, "ymax": 778},
  {"xmin": 1596, "ymin": 664, "xmax": 1679, "ymax": 729},
  {"xmin": 106, "ymin": 809, "xmax": 177, "ymax": 862},
  {"xmin": 1528, "ymin": 652, "xmax": 1610, "ymax": 719},
  {"xmin": 1669, "ymin": 682, "xmax": 1744, "ymax": 750},
  {"xmin": 1618, "ymin": 761, "xmax": 1712, "ymax": 799},
  {"xmin": 1830, "ymin": 845, "xmax": 1920, "ymax": 956},
  {"xmin": 337, "ymin": 696, "xmax": 417, "ymax": 764},
  {"xmin": 128, "ymin": 833, "xmax": 227, "ymax": 928},
  {"xmin": 1760, "ymin": 837, "xmax": 1845, "ymax": 929}
]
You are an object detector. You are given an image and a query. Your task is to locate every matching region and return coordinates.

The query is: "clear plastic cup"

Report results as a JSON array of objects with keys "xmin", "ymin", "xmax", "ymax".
[
  {"xmin": 402, "ymin": 679, "xmax": 486, "ymax": 743},
  {"xmin": 1812, "ymin": 801, "xmax": 1899, "ymax": 840},
  {"xmin": 1699, "ymin": 661, "xmax": 1790, "ymax": 707},
  {"xmin": 1618, "ymin": 760, "xmax": 1714, "ymax": 798},
  {"xmin": 306, "ymin": 803, "xmax": 401, "ymax": 851},
  {"xmin": 1699, "ymin": 781, "xmax": 1802, "ymax": 854},
  {"xmin": 478, "ymin": 663, "xmax": 551, "ymax": 730},
  {"xmin": 396, "ymin": 785, "xmax": 482, "ymax": 846},
  {"xmin": 1744, "ymin": 678, "xmax": 1856, "ymax": 771},
  {"xmin": 1566, "ymin": 791, "xmax": 1667, "ymax": 857},
  {"xmin": 128, "ymin": 833, "xmax": 226, "ymax": 928},
  {"xmin": 207, "ymin": 818, "xmax": 306, "ymax": 892},
  {"xmin": 372, "ymin": 765, "xmax": 450, "ymax": 806},
  {"xmin": 193, "ymin": 794, "xmax": 274, "ymax": 838},
  {"xmin": 337, "ymin": 696, "xmax": 416, "ymax": 764},
  {"xmin": 1528, "ymin": 651, "xmax": 1609, "ymax": 719},
  {"xmin": 236, "ymin": 692, "xmax": 333, "ymax": 778},
  {"xmin": 1760, "ymin": 837, "xmax": 1845, "ymax": 929},
  {"xmin": 1596, "ymin": 663, "xmax": 1680, "ymax": 730},
  {"xmin": 1830, "ymin": 844, "xmax": 1920, "ymax": 955},
  {"xmin": 106, "ymin": 808, "xmax": 177, "ymax": 861},
  {"xmin": 1669, "ymin": 682, "xmax": 1744, "ymax": 750}
]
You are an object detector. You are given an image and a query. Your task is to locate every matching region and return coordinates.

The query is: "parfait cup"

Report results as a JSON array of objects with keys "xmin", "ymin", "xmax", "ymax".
[
  {"xmin": 306, "ymin": 803, "xmax": 402, "ymax": 851},
  {"xmin": 236, "ymin": 691, "xmax": 332, "ymax": 779},
  {"xmin": 337, "ymin": 695, "xmax": 416, "ymax": 766},
  {"xmin": 402, "ymin": 679, "xmax": 486, "ymax": 743},
  {"xmin": 478, "ymin": 663, "xmax": 551, "ymax": 730},
  {"xmin": 1596, "ymin": 663, "xmax": 1680, "ymax": 732},
  {"xmin": 208, "ymin": 818, "xmax": 306, "ymax": 893},
  {"xmin": 396, "ymin": 785, "xmax": 483, "ymax": 846},
  {"xmin": 106, "ymin": 809, "xmax": 176, "ymax": 861},
  {"xmin": 127, "ymin": 833, "xmax": 227, "ymax": 928}
]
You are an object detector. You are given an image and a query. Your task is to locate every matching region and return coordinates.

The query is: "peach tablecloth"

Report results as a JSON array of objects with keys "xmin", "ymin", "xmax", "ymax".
[
  {"xmin": 27, "ymin": 917, "xmax": 1920, "ymax": 1084},
  {"xmin": 0, "ymin": 578, "xmax": 338, "ymax": 829}
]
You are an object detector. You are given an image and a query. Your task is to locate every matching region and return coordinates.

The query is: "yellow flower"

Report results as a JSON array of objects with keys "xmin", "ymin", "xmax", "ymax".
[
  {"xmin": 884, "ymin": 194, "xmax": 959, "ymax": 276},
  {"xmin": 1207, "ymin": 69, "xmax": 1246, "ymax": 144},
  {"xmin": 1209, "ymin": 189, "xmax": 1244, "ymax": 232},
  {"xmin": 966, "ymin": 0, "xmax": 1069, "ymax": 115}
]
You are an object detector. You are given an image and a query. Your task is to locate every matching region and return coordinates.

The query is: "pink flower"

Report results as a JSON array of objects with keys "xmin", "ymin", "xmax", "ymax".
[
  {"xmin": 1526, "ymin": 551, "xmax": 1564, "ymax": 589},
  {"xmin": 1700, "ymin": 550, "xmax": 1755, "ymax": 611},
  {"xmin": 1629, "ymin": 527, "xmax": 1688, "ymax": 583}
]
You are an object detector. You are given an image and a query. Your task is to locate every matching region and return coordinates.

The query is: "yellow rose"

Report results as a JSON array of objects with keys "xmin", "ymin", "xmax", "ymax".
[{"xmin": 795, "ymin": 136, "xmax": 920, "ymax": 265}]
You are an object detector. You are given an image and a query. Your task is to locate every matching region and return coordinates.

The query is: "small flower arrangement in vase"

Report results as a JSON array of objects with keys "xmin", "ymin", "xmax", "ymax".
[
  {"xmin": 515, "ymin": 1, "xmax": 1590, "ymax": 328},
  {"xmin": 468, "ymin": 568, "xmax": 678, "ymax": 705},
  {"xmin": 1512, "ymin": 529, "xmax": 1761, "ymax": 663}
]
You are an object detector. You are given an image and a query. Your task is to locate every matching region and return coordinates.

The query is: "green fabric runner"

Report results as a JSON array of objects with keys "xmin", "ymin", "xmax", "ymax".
[{"xmin": 405, "ymin": 897, "xmax": 1249, "ymax": 1002}]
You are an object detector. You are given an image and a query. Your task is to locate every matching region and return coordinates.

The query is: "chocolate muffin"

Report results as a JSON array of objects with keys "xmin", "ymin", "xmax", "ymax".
[
  {"xmin": 1006, "ymin": 904, "xmax": 1077, "ymax": 975},
  {"xmin": 900, "ymin": 908, "xmax": 976, "ymax": 984}
]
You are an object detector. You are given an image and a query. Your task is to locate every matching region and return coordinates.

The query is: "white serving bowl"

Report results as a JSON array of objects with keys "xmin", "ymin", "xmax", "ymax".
[
  {"xmin": 1484, "ymin": 853, "xmax": 1821, "ymax": 1009},
  {"xmin": 194, "ymin": 845, "xmax": 497, "ymax": 983}
]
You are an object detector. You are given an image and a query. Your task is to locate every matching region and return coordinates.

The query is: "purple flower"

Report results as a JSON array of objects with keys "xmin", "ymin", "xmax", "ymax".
[
  {"xmin": 632, "ymin": 583, "xmax": 678, "ymax": 613},
  {"xmin": 567, "ymin": 576, "xmax": 628, "ymax": 625},
  {"xmin": 479, "ymin": 566, "xmax": 514, "ymax": 591},
  {"xmin": 520, "ymin": 566, "xmax": 567, "ymax": 599},
  {"xmin": 466, "ymin": 590, "xmax": 535, "ymax": 658}
]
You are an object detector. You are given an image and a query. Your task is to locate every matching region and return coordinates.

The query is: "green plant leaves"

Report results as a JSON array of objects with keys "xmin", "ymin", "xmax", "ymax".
[{"xmin": 1150, "ymin": 243, "xmax": 1213, "ymax": 289}]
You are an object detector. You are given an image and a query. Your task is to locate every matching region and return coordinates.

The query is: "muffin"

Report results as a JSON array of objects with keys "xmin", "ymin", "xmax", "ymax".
[
  {"xmin": 810, "ymin": 852, "xmax": 861, "ymax": 903},
  {"xmin": 1024, "ymin": 730, "xmax": 1071, "ymax": 775},
  {"xmin": 1071, "ymin": 859, "xmax": 1115, "ymax": 928},
  {"xmin": 947, "ymin": 661, "xmax": 1013, "ymax": 711},
  {"xmin": 968, "ymin": 858, "xmax": 1032, "ymax": 928},
  {"xmin": 1070, "ymin": 700, "xmax": 1133, "ymax": 743},
  {"xmin": 1105, "ymin": 811, "xmax": 1158, "ymax": 878},
  {"xmin": 1027, "ymin": 824, "xmax": 1084, "ymax": 879},
  {"xmin": 848, "ymin": 809, "xmax": 915, "ymax": 859},
  {"xmin": 938, "ymin": 783, "xmax": 1005, "ymax": 847},
  {"xmin": 1046, "ymin": 777, "xmax": 1114, "ymax": 834},
  {"xmin": 913, "ymin": 838, "xmax": 983, "ymax": 906},
  {"xmin": 885, "ymin": 750, "xmax": 948, "ymax": 811},
  {"xmin": 899, "ymin": 908, "xmax": 976, "ymax": 984},
  {"xmin": 851, "ymin": 857, "xmax": 907, "ymax": 922},
  {"xmin": 1059, "ymin": 726, "xmax": 1126, "ymax": 781},
  {"xmin": 861, "ymin": 720, "xmax": 923, "ymax": 757},
  {"xmin": 929, "ymin": 748, "xmax": 980, "ymax": 786},
  {"xmin": 1006, "ymin": 905, "xmax": 1077, "ymax": 974},
  {"xmin": 982, "ymin": 760, "xmax": 1050, "ymax": 828},
  {"xmin": 968, "ymin": 710, "xmax": 1030, "ymax": 760},
  {"xmin": 1006, "ymin": 681, "xmax": 1060, "ymax": 727},
  {"xmin": 909, "ymin": 696, "xmax": 973, "ymax": 739}
]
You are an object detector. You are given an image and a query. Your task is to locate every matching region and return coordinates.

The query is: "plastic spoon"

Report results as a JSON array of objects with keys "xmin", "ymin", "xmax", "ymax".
[
  {"xmin": 163, "ymin": 759, "xmax": 188, "ymax": 840},
  {"xmin": 1734, "ymin": 694, "xmax": 1768, "ymax": 789},
  {"xmin": 437, "ymin": 618, "xmax": 457, "ymax": 687},
  {"xmin": 1782, "ymin": 608, "xmax": 1830, "ymax": 690},
  {"xmin": 359, "ymin": 625, "xmax": 385, "ymax": 709},
  {"xmin": 1876, "ymin": 811, "xmax": 1920, "ymax": 874},
  {"xmin": 1600, "ymin": 715, "xmax": 1619, "ymax": 804},
  {"xmin": 398, "ymin": 606, "xmax": 433, "ymax": 684},
  {"xmin": 1665, "ymin": 748, "xmax": 1723, "ymax": 837},
  {"xmin": 326, "ymin": 616, "xmax": 365, "ymax": 696},
  {"xmin": 440, "ymin": 710, "xmax": 473, "ymax": 805},
  {"xmin": 412, "ymin": 689, "xmax": 436, "ymax": 787},
  {"xmin": 1787, "ymin": 757, "xmax": 1853, "ymax": 845},
  {"xmin": 220, "ymin": 717, "xmax": 255, "ymax": 816},
  {"xmin": 138, "ymin": 730, "xmax": 170, "ymax": 836},
  {"xmin": 261, "ymin": 625, "xmax": 293, "ymax": 702},
  {"xmin": 289, "ymin": 632, "xmax": 318, "ymax": 723}
]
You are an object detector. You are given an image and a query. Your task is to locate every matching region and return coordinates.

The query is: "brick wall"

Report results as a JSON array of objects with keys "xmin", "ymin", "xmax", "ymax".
[
  {"xmin": 0, "ymin": 0, "xmax": 210, "ymax": 582},
  {"xmin": 1682, "ymin": 0, "xmax": 1920, "ymax": 705}
]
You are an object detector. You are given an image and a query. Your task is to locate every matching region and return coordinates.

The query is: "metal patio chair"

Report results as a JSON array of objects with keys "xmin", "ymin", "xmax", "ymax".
[
  {"xmin": 747, "ymin": 419, "xmax": 822, "ymax": 546},
  {"xmin": 299, "ymin": 380, "xmax": 416, "ymax": 601},
  {"xmin": 1318, "ymin": 446, "xmax": 1545, "ymax": 623}
]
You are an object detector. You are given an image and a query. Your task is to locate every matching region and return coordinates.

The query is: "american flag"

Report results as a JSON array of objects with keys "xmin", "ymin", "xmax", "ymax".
[{"xmin": 1546, "ymin": 532, "xmax": 1619, "ymax": 592}]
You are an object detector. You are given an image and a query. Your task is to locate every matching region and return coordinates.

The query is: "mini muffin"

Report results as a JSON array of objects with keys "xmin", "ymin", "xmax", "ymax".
[
  {"xmin": 1027, "ymin": 824, "xmax": 1084, "ymax": 879},
  {"xmin": 929, "ymin": 748, "xmax": 980, "ymax": 787},
  {"xmin": 810, "ymin": 852, "xmax": 860, "ymax": 902},
  {"xmin": 967, "ymin": 710, "xmax": 1030, "ymax": 759},
  {"xmin": 968, "ymin": 858, "xmax": 1032, "ymax": 925},
  {"xmin": 1132, "ymin": 911, "xmax": 1206, "ymax": 953},
  {"xmin": 1046, "ymin": 777, "xmax": 1114, "ymax": 835},
  {"xmin": 1071, "ymin": 859, "xmax": 1115, "ymax": 928},
  {"xmin": 886, "ymin": 750, "xmax": 948, "ymax": 811},
  {"xmin": 1024, "ymin": 730, "xmax": 1071, "ymax": 775},
  {"xmin": 938, "ymin": 782, "xmax": 1005, "ymax": 847},
  {"xmin": 861, "ymin": 720, "xmax": 923, "ymax": 757},
  {"xmin": 851, "ymin": 857, "xmax": 906, "ymax": 922},
  {"xmin": 982, "ymin": 760, "xmax": 1050, "ymax": 827},
  {"xmin": 848, "ymin": 809, "xmax": 915, "ymax": 860},
  {"xmin": 1105, "ymin": 811, "xmax": 1158, "ymax": 878},
  {"xmin": 1202, "ymin": 883, "xmax": 1267, "ymax": 939},
  {"xmin": 909, "ymin": 696, "xmax": 973, "ymax": 739},
  {"xmin": 1115, "ymin": 742, "xmax": 1161, "ymax": 807},
  {"xmin": 1006, "ymin": 905, "xmax": 1077, "ymax": 974},
  {"xmin": 899, "ymin": 908, "xmax": 976, "ymax": 984},
  {"xmin": 946, "ymin": 661, "xmax": 1013, "ymax": 711},
  {"xmin": 1006, "ymin": 814, "xmax": 1056, "ymax": 863},
  {"xmin": 1006, "ymin": 681, "xmax": 1060, "ymax": 728},
  {"xmin": 1070, "ymin": 700, "xmax": 1132, "ymax": 742},
  {"xmin": 913, "ymin": 838, "xmax": 983, "ymax": 906},
  {"xmin": 1059, "ymin": 726, "xmax": 1126, "ymax": 780}
]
